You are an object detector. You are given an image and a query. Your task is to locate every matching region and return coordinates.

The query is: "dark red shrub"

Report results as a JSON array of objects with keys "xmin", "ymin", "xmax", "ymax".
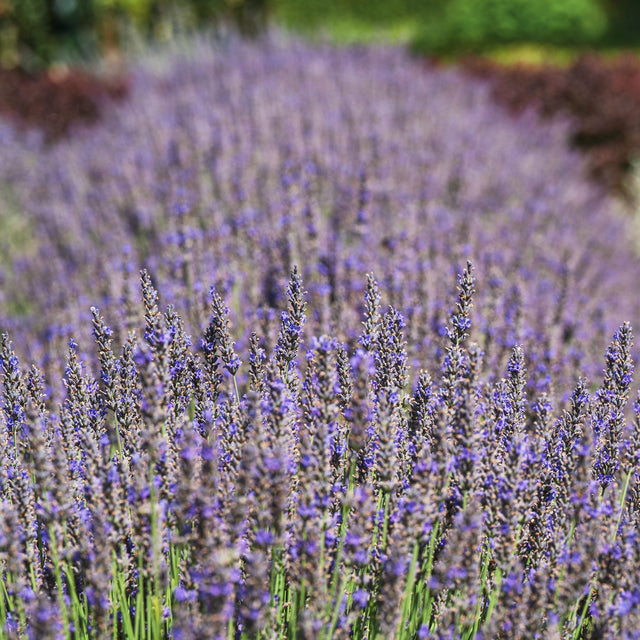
[
  {"xmin": 0, "ymin": 66, "xmax": 128, "ymax": 142},
  {"xmin": 463, "ymin": 53, "xmax": 640, "ymax": 196}
]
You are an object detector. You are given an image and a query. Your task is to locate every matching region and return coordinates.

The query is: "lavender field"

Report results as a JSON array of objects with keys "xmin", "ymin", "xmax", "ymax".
[{"xmin": 1, "ymin": 36, "xmax": 640, "ymax": 638}]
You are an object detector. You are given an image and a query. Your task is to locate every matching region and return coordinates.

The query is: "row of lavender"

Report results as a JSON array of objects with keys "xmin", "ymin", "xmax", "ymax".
[
  {"xmin": 2, "ymin": 263, "xmax": 640, "ymax": 638},
  {"xmin": 0, "ymin": 37, "xmax": 638, "ymax": 394},
  {"xmin": 1, "ymin": 35, "xmax": 640, "ymax": 637}
]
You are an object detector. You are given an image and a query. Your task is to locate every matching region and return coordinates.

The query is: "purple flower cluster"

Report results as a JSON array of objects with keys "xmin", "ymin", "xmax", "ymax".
[
  {"xmin": 0, "ymin": 37, "xmax": 638, "ymax": 396},
  {"xmin": 0, "ymin": 35, "xmax": 640, "ymax": 638},
  {"xmin": 0, "ymin": 266, "xmax": 637, "ymax": 637}
]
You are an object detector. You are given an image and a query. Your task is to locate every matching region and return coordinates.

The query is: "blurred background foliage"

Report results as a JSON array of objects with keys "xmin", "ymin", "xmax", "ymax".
[
  {"xmin": 1, "ymin": 0, "xmax": 640, "ymax": 70},
  {"xmin": 411, "ymin": 0, "xmax": 608, "ymax": 53},
  {"xmin": 0, "ymin": 0, "xmax": 268, "ymax": 70}
]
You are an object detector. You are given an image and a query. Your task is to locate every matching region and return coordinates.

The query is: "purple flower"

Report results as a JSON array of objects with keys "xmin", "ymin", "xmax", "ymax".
[{"xmin": 352, "ymin": 589, "xmax": 369, "ymax": 608}]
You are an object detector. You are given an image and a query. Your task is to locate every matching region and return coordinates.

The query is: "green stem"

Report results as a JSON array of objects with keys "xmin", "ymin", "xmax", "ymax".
[
  {"xmin": 64, "ymin": 557, "xmax": 84, "ymax": 639},
  {"xmin": 396, "ymin": 540, "xmax": 420, "ymax": 638},
  {"xmin": 613, "ymin": 469, "xmax": 633, "ymax": 543},
  {"xmin": 0, "ymin": 577, "xmax": 12, "ymax": 637},
  {"xmin": 471, "ymin": 542, "xmax": 491, "ymax": 635},
  {"xmin": 48, "ymin": 525, "xmax": 71, "ymax": 640},
  {"xmin": 233, "ymin": 374, "xmax": 241, "ymax": 405},
  {"xmin": 574, "ymin": 586, "xmax": 595, "ymax": 640},
  {"xmin": 483, "ymin": 567, "xmax": 502, "ymax": 627},
  {"xmin": 114, "ymin": 415, "xmax": 123, "ymax": 456},
  {"xmin": 326, "ymin": 573, "xmax": 350, "ymax": 639}
]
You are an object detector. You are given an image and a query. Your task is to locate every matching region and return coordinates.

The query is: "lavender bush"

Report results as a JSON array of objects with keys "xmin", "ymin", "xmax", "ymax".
[
  {"xmin": 0, "ymin": 267, "xmax": 639, "ymax": 638},
  {"xmin": 1, "ymin": 34, "xmax": 640, "ymax": 638},
  {"xmin": 0, "ymin": 37, "xmax": 638, "ymax": 393}
]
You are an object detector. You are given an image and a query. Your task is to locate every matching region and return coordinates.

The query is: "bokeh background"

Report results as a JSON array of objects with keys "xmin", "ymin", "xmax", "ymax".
[
  {"xmin": 4, "ymin": 0, "xmax": 640, "ymax": 202},
  {"xmin": 2, "ymin": 0, "xmax": 640, "ymax": 71},
  {"xmin": 3, "ymin": 3, "xmax": 640, "ymax": 639}
]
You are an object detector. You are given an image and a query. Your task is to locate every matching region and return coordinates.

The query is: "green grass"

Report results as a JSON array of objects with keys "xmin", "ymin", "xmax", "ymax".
[{"xmin": 274, "ymin": 14, "xmax": 420, "ymax": 47}]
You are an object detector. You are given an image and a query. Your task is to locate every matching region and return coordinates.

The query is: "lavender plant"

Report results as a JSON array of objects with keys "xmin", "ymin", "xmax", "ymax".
[
  {"xmin": 0, "ymin": 36, "xmax": 638, "ymax": 398},
  {"xmin": 0, "ymin": 34, "xmax": 640, "ymax": 640},
  {"xmin": 0, "ymin": 268, "xmax": 635, "ymax": 638}
]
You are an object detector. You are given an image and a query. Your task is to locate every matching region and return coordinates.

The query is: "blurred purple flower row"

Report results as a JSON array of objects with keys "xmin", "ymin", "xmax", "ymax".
[{"xmin": 0, "ymin": 37, "xmax": 638, "ymax": 394}]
